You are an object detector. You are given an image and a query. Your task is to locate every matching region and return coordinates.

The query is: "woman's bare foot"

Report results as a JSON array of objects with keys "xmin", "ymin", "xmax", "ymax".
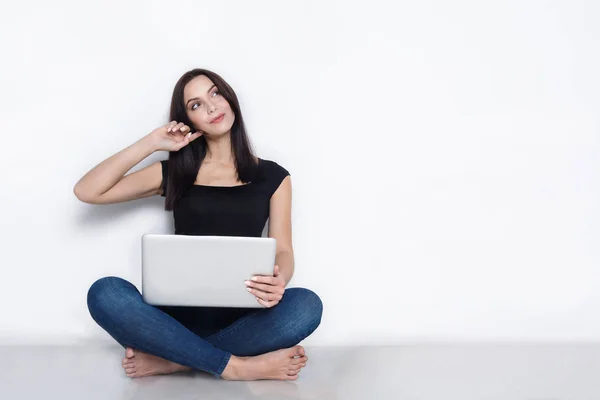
[
  {"xmin": 221, "ymin": 345, "xmax": 308, "ymax": 381},
  {"xmin": 121, "ymin": 347, "xmax": 192, "ymax": 378}
]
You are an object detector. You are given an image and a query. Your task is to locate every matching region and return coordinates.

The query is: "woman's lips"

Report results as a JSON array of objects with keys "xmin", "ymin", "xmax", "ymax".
[{"xmin": 211, "ymin": 114, "xmax": 225, "ymax": 123}]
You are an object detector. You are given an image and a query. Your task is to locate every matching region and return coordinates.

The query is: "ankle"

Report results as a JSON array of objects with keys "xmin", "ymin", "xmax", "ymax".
[{"xmin": 221, "ymin": 355, "xmax": 245, "ymax": 379}]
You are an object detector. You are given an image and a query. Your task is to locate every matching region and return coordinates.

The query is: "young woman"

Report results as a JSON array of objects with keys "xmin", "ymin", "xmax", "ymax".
[{"xmin": 74, "ymin": 68, "xmax": 323, "ymax": 381}]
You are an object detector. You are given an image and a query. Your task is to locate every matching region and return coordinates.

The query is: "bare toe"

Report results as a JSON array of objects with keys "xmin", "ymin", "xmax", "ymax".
[
  {"xmin": 125, "ymin": 347, "xmax": 135, "ymax": 358},
  {"xmin": 292, "ymin": 345, "xmax": 304, "ymax": 357},
  {"xmin": 291, "ymin": 356, "xmax": 307, "ymax": 365}
]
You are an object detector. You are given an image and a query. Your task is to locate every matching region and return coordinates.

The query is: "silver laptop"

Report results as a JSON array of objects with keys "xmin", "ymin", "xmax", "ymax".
[{"xmin": 141, "ymin": 234, "xmax": 276, "ymax": 308}]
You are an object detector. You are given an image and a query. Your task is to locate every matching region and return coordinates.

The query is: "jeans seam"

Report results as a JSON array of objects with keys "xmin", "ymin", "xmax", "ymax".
[{"xmin": 214, "ymin": 351, "xmax": 232, "ymax": 378}]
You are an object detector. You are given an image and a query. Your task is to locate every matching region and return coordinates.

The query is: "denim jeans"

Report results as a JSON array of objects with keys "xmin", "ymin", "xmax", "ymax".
[{"xmin": 86, "ymin": 276, "xmax": 323, "ymax": 378}]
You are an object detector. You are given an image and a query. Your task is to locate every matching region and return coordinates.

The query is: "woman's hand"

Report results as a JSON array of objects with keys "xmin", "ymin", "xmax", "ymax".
[
  {"xmin": 245, "ymin": 265, "xmax": 286, "ymax": 308},
  {"xmin": 149, "ymin": 120, "xmax": 203, "ymax": 152}
]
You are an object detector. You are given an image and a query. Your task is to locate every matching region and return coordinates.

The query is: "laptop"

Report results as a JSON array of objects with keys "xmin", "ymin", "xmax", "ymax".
[{"xmin": 141, "ymin": 234, "xmax": 276, "ymax": 308}]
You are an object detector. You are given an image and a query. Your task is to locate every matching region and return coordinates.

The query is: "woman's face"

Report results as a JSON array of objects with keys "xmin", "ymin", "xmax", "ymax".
[{"xmin": 183, "ymin": 75, "xmax": 235, "ymax": 136}]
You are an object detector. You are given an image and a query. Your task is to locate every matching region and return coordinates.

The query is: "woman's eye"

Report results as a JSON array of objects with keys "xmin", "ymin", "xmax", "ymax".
[{"xmin": 191, "ymin": 91, "xmax": 218, "ymax": 110}]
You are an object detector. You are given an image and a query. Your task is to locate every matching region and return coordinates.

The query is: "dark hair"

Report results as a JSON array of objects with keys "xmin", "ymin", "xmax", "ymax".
[{"xmin": 163, "ymin": 69, "xmax": 258, "ymax": 211}]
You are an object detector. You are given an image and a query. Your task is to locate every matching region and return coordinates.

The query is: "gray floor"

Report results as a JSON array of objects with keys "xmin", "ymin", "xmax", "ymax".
[{"xmin": 1, "ymin": 343, "xmax": 599, "ymax": 399}]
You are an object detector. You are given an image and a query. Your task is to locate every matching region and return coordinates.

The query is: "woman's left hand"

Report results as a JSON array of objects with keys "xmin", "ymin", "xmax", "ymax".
[{"xmin": 245, "ymin": 265, "xmax": 286, "ymax": 308}]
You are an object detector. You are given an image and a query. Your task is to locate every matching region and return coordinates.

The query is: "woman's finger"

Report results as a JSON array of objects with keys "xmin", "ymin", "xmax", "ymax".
[
  {"xmin": 171, "ymin": 122, "xmax": 185, "ymax": 133},
  {"xmin": 248, "ymin": 287, "xmax": 273, "ymax": 301},
  {"xmin": 167, "ymin": 122, "xmax": 181, "ymax": 133},
  {"xmin": 189, "ymin": 131, "xmax": 203, "ymax": 141},
  {"xmin": 256, "ymin": 297, "xmax": 278, "ymax": 308},
  {"xmin": 251, "ymin": 276, "xmax": 277, "ymax": 285},
  {"xmin": 166, "ymin": 120, "xmax": 178, "ymax": 132},
  {"xmin": 246, "ymin": 281, "xmax": 283, "ymax": 294}
]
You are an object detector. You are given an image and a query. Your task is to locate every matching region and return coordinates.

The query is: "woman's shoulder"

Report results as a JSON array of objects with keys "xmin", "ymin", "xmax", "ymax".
[
  {"xmin": 258, "ymin": 157, "xmax": 290, "ymax": 178},
  {"xmin": 257, "ymin": 157, "xmax": 290, "ymax": 197}
]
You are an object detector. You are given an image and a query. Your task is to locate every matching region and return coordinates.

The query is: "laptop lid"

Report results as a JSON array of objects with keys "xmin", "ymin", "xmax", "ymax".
[{"xmin": 141, "ymin": 234, "xmax": 276, "ymax": 308}]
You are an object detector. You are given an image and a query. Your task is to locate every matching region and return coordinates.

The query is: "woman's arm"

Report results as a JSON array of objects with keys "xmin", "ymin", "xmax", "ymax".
[
  {"xmin": 73, "ymin": 135, "xmax": 162, "ymax": 204},
  {"xmin": 268, "ymin": 175, "xmax": 295, "ymax": 286},
  {"xmin": 73, "ymin": 121, "xmax": 201, "ymax": 205}
]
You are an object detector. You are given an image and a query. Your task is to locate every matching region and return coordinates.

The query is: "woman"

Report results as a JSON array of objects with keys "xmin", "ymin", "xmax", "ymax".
[{"xmin": 74, "ymin": 68, "xmax": 323, "ymax": 381}]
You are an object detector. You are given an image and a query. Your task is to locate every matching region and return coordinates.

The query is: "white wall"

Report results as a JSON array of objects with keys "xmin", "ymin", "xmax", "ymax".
[{"xmin": 1, "ymin": 0, "xmax": 599, "ymax": 346}]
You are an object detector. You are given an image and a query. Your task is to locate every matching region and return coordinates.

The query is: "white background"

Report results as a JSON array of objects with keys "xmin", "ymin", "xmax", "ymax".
[{"xmin": 0, "ymin": 0, "xmax": 598, "ymax": 346}]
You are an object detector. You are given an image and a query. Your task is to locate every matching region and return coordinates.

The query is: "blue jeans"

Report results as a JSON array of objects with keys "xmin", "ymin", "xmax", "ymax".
[{"xmin": 86, "ymin": 276, "xmax": 323, "ymax": 378}]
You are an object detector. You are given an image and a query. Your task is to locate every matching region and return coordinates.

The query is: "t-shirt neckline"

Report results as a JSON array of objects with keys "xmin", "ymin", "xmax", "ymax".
[{"xmin": 191, "ymin": 157, "xmax": 261, "ymax": 188}]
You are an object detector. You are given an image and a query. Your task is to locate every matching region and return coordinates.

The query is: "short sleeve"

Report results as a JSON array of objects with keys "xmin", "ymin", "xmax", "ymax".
[
  {"xmin": 160, "ymin": 160, "xmax": 168, "ymax": 197},
  {"xmin": 265, "ymin": 160, "xmax": 290, "ymax": 198}
]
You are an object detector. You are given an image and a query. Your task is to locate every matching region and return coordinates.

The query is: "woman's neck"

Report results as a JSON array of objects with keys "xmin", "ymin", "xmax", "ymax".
[{"xmin": 204, "ymin": 132, "xmax": 234, "ymax": 164}]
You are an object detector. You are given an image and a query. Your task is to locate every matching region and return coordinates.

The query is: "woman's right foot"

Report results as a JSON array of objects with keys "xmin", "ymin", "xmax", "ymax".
[
  {"xmin": 221, "ymin": 345, "xmax": 308, "ymax": 381},
  {"xmin": 122, "ymin": 347, "xmax": 191, "ymax": 378}
]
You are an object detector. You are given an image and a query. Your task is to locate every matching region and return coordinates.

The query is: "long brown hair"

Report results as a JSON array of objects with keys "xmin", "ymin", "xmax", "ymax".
[{"xmin": 163, "ymin": 69, "xmax": 257, "ymax": 211}]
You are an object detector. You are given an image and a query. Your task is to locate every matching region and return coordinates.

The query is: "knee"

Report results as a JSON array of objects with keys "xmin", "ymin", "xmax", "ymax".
[
  {"xmin": 285, "ymin": 287, "xmax": 323, "ymax": 332},
  {"xmin": 87, "ymin": 276, "xmax": 136, "ymax": 319}
]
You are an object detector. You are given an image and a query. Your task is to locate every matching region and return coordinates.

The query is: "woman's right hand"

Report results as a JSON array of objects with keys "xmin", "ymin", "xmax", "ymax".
[{"xmin": 149, "ymin": 120, "xmax": 203, "ymax": 152}]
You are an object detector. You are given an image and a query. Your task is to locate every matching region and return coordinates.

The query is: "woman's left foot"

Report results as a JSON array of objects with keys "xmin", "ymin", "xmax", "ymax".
[{"xmin": 122, "ymin": 347, "xmax": 192, "ymax": 378}]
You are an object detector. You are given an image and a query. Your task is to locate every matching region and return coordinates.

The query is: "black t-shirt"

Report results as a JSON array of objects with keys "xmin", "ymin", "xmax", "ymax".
[{"xmin": 160, "ymin": 158, "xmax": 290, "ymax": 237}]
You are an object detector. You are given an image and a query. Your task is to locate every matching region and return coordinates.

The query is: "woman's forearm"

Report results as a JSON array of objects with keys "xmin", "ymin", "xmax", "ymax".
[
  {"xmin": 73, "ymin": 134, "xmax": 158, "ymax": 201},
  {"xmin": 276, "ymin": 250, "xmax": 295, "ymax": 286}
]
